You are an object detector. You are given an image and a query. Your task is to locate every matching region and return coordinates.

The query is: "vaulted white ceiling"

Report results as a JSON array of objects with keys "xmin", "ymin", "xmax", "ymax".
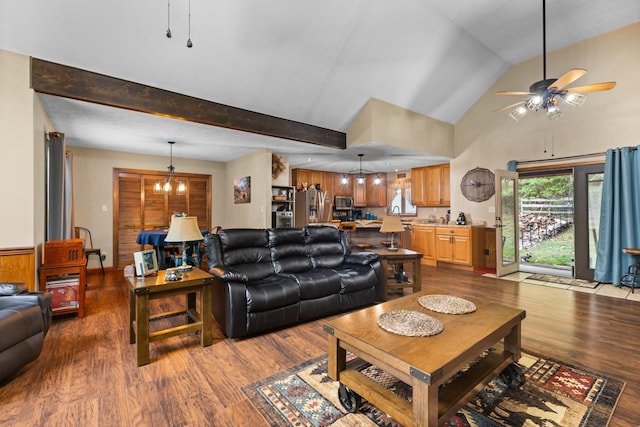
[{"xmin": 2, "ymin": 0, "xmax": 638, "ymax": 172}]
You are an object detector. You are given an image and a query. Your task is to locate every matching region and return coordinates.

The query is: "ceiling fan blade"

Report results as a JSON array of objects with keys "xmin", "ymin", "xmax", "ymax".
[
  {"xmin": 496, "ymin": 91, "xmax": 533, "ymax": 96},
  {"xmin": 566, "ymin": 82, "xmax": 617, "ymax": 93},
  {"xmin": 548, "ymin": 69, "xmax": 587, "ymax": 90},
  {"xmin": 494, "ymin": 101, "xmax": 525, "ymax": 113}
]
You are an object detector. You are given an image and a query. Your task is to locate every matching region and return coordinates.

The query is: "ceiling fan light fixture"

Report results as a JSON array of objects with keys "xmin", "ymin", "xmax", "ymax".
[
  {"xmin": 374, "ymin": 175, "xmax": 381, "ymax": 186},
  {"xmin": 494, "ymin": 0, "xmax": 614, "ymax": 121},
  {"xmin": 509, "ymin": 106, "xmax": 528, "ymax": 121},
  {"xmin": 357, "ymin": 175, "xmax": 365, "ymax": 186},
  {"xmin": 565, "ymin": 92, "xmax": 587, "ymax": 107},
  {"xmin": 526, "ymin": 96, "xmax": 543, "ymax": 110},
  {"xmin": 546, "ymin": 106, "xmax": 562, "ymax": 120}
]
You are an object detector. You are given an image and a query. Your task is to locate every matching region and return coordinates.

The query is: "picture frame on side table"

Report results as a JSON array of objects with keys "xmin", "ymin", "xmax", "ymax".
[{"xmin": 134, "ymin": 249, "xmax": 159, "ymax": 277}]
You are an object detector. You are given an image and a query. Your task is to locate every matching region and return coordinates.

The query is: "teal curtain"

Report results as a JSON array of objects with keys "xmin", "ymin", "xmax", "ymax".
[{"xmin": 594, "ymin": 146, "xmax": 640, "ymax": 284}]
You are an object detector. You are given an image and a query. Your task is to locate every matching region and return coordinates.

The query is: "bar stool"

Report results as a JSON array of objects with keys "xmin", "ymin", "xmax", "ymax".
[{"xmin": 620, "ymin": 248, "xmax": 640, "ymax": 293}]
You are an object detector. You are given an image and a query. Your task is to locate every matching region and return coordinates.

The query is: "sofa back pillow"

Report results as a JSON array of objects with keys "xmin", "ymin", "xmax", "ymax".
[
  {"xmin": 268, "ymin": 228, "xmax": 313, "ymax": 274},
  {"xmin": 215, "ymin": 229, "xmax": 275, "ymax": 281},
  {"xmin": 305, "ymin": 225, "xmax": 345, "ymax": 269}
]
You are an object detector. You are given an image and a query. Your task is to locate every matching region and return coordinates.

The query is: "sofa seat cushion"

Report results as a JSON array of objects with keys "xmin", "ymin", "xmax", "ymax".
[
  {"xmin": 0, "ymin": 305, "xmax": 43, "ymax": 351},
  {"xmin": 246, "ymin": 275, "xmax": 300, "ymax": 313},
  {"xmin": 334, "ymin": 264, "xmax": 378, "ymax": 293},
  {"xmin": 289, "ymin": 269, "xmax": 342, "ymax": 300}
]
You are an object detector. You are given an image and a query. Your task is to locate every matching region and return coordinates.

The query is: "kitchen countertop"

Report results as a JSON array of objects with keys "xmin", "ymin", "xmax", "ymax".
[{"xmin": 409, "ymin": 222, "xmax": 484, "ymax": 228}]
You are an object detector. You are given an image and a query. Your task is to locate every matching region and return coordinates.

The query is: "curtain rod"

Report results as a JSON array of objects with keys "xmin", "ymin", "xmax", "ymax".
[{"xmin": 514, "ymin": 151, "xmax": 606, "ymax": 165}]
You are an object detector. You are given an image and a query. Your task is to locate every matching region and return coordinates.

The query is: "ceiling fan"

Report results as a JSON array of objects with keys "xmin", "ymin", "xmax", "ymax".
[{"xmin": 495, "ymin": 0, "xmax": 616, "ymax": 121}]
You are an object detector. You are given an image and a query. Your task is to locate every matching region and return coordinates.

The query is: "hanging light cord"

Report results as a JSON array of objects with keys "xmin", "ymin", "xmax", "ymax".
[
  {"xmin": 186, "ymin": 0, "xmax": 193, "ymax": 48},
  {"xmin": 166, "ymin": 0, "xmax": 172, "ymax": 38}
]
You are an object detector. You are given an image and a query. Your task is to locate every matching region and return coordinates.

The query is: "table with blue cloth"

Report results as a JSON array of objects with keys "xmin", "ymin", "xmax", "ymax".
[{"xmin": 136, "ymin": 229, "xmax": 209, "ymax": 270}]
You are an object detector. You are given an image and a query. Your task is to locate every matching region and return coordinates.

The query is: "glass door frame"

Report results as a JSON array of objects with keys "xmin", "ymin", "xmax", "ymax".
[
  {"xmin": 573, "ymin": 163, "xmax": 604, "ymax": 281},
  {"xmin": 495, "ymin": 170, "xmax": 519, "ymax": 277}
]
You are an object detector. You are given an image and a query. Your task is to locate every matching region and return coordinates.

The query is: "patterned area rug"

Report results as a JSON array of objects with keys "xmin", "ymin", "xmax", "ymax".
[
  {"xmin": 242, "ymin": 351, "xmax": 624, "ymax": 426},
  {"xmin": 527, "ymin": 274, "xmax": 600, "ymax": 289}
]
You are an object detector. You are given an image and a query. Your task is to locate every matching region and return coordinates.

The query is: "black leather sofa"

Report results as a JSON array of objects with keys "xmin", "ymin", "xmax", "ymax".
[
  {"xmin": 205, "ymin": 225, "xmax": 383, "ymax": 338},
  {"xmin": 0, "ymin": 283, "xmax": 52, "ymax": 383}
]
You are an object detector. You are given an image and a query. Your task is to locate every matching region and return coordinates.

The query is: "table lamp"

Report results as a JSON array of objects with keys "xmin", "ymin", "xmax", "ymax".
[
  {"xmin": 380, "ymin": 215, "xmax": 404, "ymax": 251},
  {"xmin": 164, "ymin": 216, "xmax": 204, "ymax": 267}
]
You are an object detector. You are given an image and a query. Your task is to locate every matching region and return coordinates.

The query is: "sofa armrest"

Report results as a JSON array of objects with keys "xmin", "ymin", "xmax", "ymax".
[
  {"xmin": 344, "ymin": 251, "xmax": 380, "ymax": 265},
  {"xmin": 209, "ymin": 267, "xmax": 249, "ymax": 283},
  {"xmin": 0, "ymin": 291, "xmax": 52, "ymax": 336}
]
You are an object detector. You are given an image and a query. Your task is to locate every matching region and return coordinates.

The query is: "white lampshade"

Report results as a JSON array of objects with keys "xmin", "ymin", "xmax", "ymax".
[
  {"xmin": 164, "ymin": 216, "xmax": 203, "ymax": 243},
  {"xmin": 380, "ymin": 215, "xmax": 404, "ymax": 234}
]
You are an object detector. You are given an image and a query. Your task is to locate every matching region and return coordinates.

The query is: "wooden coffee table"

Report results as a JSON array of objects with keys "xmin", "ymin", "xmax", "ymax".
[
  {"xmin": 324, "ymin": 290, "xmax": 526, "ymax": 426},
  {"xmin": 127, "ymin": 268, "xmax": 214, "ymax": 366}
]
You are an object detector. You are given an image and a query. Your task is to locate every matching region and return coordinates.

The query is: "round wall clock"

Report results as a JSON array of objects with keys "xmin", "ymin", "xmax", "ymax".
[{"xmin": 460, "ymin": 167, "xmax": 495, "ymax": 202}]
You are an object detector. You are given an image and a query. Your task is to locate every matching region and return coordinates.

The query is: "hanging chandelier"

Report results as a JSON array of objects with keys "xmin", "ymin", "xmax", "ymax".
[
  {"xmin": 341, "ymin": 154, "xmax": 381, "ymax": 187},
  {"xmin": 154, "ymin": 141, "xmax": 186, "ymax": 196}
]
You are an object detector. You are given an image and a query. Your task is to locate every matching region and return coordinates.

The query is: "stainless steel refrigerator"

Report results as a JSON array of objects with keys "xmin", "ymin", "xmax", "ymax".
[{"xmin": 294, "ymin": 189, "xmax": 331, "ymax": 226}]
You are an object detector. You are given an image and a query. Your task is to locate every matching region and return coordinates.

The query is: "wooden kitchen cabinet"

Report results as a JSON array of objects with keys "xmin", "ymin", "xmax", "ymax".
[
  {"xmin": 434, "ymin": 226, "xmax": 484, "ymax": 270},
  {"xmin": 366, "ymin": 174, "xmax": 387, "ymax": 207},
  {"xmin": 436, "ymin": 227, "xmax": 471, "ymax": 264},
  {"xmin": 426, "ymin": 164, "xmax": 450, "ymax": 206},
  {"xmin": 411, "ymin": 167, "xmax": 427, "ymax": 206},
  {"xmin": 333, "ymin": 173, "xmax": 352, "ymax": 197},
  {"xmin": 411, "ymin": 164, "xmax": 450, "ymax": 207},
  {"xmin": 353, "ymin": 179, "xmax": 367, "ymax": 206},
  {"xmin": 411, "ymin": 225, "xmax": 436, "ymax": 265},
  {"xmin": 293, "ymin": 168, "xmax": 385, "ymax": 207}
]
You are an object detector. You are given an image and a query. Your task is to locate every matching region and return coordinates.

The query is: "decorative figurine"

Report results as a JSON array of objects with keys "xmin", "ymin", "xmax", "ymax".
[{"xmin": 456, "ymin": 212, "xmax": 467, "ymax": 225}]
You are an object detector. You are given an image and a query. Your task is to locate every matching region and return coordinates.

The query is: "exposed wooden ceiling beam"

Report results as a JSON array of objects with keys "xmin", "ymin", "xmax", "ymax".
[{"xmin": 30, "ymin": 58, "xmax": 346, "ymax": 149}]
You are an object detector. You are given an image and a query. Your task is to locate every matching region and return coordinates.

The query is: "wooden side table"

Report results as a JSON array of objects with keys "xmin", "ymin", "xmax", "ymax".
[
  {"xmin": 39, "ymin": 262, "xmax": 86, "ymax": 318},
  {"xmin": 369, "ymin": 248, "xmax": 423, "ymax": 301},
  {"xmin": 127, "ymin": 268, "xmax": 214, "ymax": 366}
]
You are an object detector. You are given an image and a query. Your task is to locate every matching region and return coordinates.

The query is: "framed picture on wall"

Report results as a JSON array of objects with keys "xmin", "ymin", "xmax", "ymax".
[{"xmin": 234, "ymin": 176, "xmax": 251, "ymax": 204}]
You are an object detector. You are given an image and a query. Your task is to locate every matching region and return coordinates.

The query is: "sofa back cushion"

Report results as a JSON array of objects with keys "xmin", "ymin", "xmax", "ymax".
[
  {"xmin": 268, "ymin": 228, "xmax": 313, "ymax": 274},
  {"xmin": 216, "ymin": 229, "xmax": 275, "ymax": 281},
  {"xmin": 305, "ymin": 226, "xmax": 346, "ymax": 269}
]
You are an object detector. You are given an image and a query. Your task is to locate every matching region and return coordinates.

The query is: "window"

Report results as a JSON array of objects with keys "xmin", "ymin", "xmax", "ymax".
[{"xmin": 388, "ymin": 174, "xmax": 416, "ymax": 216}]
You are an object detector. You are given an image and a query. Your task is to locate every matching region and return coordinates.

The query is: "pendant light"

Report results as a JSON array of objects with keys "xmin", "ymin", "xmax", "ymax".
[{"xmin": 154, "ymin": 141, "xmax": 186, "ymax": 196}]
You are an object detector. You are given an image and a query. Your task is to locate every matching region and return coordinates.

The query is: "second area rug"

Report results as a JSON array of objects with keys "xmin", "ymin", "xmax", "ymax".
[{"xmin": 242, "ymin": 350, "xmax": 624, "ymax": 426}]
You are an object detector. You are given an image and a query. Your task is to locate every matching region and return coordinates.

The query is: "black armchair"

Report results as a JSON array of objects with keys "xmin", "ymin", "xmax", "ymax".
[{"xmin": 0, "ymin": 283, "xmax": 52, "ymax": 384}]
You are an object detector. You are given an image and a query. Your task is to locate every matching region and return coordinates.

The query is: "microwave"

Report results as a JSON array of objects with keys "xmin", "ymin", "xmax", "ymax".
[{"xmin": 334, "ymin": 196, "xmax": 354, "ymax": 210}]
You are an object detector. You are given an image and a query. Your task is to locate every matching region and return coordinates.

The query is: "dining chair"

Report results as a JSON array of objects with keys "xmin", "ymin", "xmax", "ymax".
[{"xmin": 74, "ymin": 227, "xmax": 105, "ymax": 274}]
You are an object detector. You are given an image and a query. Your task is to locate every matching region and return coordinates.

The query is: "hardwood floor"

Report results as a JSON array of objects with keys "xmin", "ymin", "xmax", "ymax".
[{"xmin": 1, "ymin": 266, "xmax": 639, "ymax": 426}]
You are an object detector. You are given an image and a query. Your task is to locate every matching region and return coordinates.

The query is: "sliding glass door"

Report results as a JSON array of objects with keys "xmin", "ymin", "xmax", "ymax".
[{"xmin": 573, "ymin": 164, "xmax": 604, "ymax": 280}]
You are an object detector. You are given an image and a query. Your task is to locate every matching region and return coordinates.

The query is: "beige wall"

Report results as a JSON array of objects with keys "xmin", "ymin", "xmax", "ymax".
[
  {"xmin": 68, "ymin": 146, "xmax": 227, "ymax": 269},
  {"xmin": 348, "ymin": 98, "xmax": 454, "ymax": 158},
  {"xmin": 1, "ymin": 51, "xmax": 36, "ymax": 247},
  {"xmin": 225, "ymin": 148, "xmax": 273, "ymax": 228},
  {"xmin": 452, "ymin": 22, "xmax": 640, "ymax": 226}
]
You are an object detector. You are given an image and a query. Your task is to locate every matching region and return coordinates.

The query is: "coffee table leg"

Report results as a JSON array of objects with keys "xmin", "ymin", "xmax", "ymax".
[
  {"xmin": 413, "ymin": 380, "xmax": 439, "ymax": 427},
  {"xmin": 380, "ymin": 258, "xmax": 389, "ymax": 301},
  {"xmin": 413, "ymin": 258, "xmax": 422, "ymax": 294},
  {"xmin": 504, "ymin": 321, "xmax": 522, "ymax": 361},
  {"xmin": 327, "ymin": 335, "xmax": 346, "ymax": 381},
  {"xmin": 136, "ymin": 292, "xmax": 150, "ymax": 366}
]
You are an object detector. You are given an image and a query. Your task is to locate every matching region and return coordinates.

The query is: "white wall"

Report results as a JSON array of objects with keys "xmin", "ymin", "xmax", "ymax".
[{"xmin": 452, "ymin": 23, "xmax": 640, "ymax": 226}]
